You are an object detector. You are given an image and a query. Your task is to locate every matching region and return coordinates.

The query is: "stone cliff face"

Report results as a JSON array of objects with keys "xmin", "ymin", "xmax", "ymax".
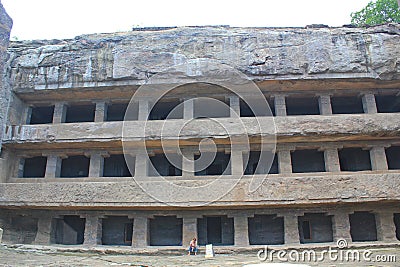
[
  {"xmin": 7, "ymin": 24, "xmax": 400, "ymax": 91},
  {"xmin": 0, "ymin": 1, "xmax": 12, "ymax": 152}
]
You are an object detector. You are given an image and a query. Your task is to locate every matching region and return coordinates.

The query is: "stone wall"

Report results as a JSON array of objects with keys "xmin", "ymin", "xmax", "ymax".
[
  {"xmin": 1, "ymin": 21, "xmax": 400, "ymax": 210},
  {"xmin": 0, "ymin": 1, "xmax": 12, "ymax": 153},
  {"xmin": 7, "ymin": 24, "xmax": 400, "ymax": 91}
]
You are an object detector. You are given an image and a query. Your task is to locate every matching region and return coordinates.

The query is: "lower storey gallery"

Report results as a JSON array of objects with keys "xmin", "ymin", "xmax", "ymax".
[{"xmin": 0, "ymin": 206, "xmax": 399, "ymax": 247}]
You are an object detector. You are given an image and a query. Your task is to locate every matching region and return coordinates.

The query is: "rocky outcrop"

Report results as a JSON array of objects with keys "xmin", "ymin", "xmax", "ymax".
[
  {"xmin": 0, "ymin": 1, "xmax": 12, "ymax": 152},
  {"xmin": 7, "ymin": 24, "xmax": 400, "ymax": 91}
]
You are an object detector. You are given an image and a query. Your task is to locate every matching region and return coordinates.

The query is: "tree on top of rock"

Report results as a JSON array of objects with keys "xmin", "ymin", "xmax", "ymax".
[{"xmin": 351, "ymin": 0, "xmax": 400, "ymax": 26}]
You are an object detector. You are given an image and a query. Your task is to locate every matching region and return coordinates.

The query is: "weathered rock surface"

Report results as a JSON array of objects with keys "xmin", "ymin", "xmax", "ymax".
[
  {"xmin": 4, "ymin": 113, "xmax": 400, "ymax": 147},
  {"xmin": 7, "ymin": 24, "xmax": 400, "ymax": 90},
  {"xmin": 0, "ymin": 1, "xmax": 12, "ymax": 152},
  {"xmin": 0, "ymin": 172, "xmax": 399, "ymax": 207}
]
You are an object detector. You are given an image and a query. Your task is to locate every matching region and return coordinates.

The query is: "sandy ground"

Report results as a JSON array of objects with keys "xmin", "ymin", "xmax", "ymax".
[{"xmin": 0, "ymin": 245, "xmax": 399, "ymax": 266}]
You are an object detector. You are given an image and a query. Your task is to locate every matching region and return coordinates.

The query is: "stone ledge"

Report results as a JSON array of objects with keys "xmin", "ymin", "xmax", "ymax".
[
  {"xmin": 3, "ymin": 113, "xmax": 400, "ymax": 148},
  {"xmin": 6, "ymin": 170, "xmax": 399, "ymax": 183},
  {"xmin": 0, "ymin": 172, "xmax": 399, "ymax": 207},
  {"xmin": 13, "ymin": 78, "xmax": 400, "ymax": 100}
]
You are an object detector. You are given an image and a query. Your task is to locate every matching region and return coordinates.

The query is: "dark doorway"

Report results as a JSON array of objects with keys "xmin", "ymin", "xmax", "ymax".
[
  {"xmin": 291, "ymin": 149, "xmax": 326, "ymax": 173},
  {"xmin": 240, "ymin": 99, "xmax": 255, "ymax": 117},
  {"xmin": 149, "ymin": 216, "xmax": 182, "ymax": 246},
  {"xmin": 331, "ymin": 95, "xmax": 364, "ymax": 114},
  {"xmin": 197, "ymin": 216, "xmax": 234, "ymax": 245},
  {"xmin": 240, "ymin": 98, "xmax": 275, "ymax": 117},
  {"xmin": 349, "ymin": 212, "xmax": 377, "ymax": 242},
  {"xmin": 106, "ymin": 103, "xmax": 128, "ymax": 121},
  {"xmin": 195, "ymin": 152, "xmax": 230, "ymax": 176},
  {"xmin": 149, "ymin": 100, "xmax": 182, "ymax": 120},
  {"xmin": 29, "ymin": 106, "xmax": 54, "ymax": 124},
  {"xmin": 248, "ymin": 215, "xmax": 284, "ymax": 245},
  {"xmin": 54, "ymin": 216, "xmax": 85, "ymax": 245},
  {"xmin": 386, "ymin": 146, "xmax": 400, "ymax": 170},
  {"xmin": 207, "ymin": 217, "xmax": 222, "ymax": 244},
  {"xmin": 60, "ymin": 156, "xmax": 90, "ymax": 178},
  {"xmin": 22, "ymin": 156, "xmax": 47, "ymax": 178},
  {"xmin": 376, "ymin": 94, "xmax": 400, "ymax": 113},
  {"xmin": 298, "ymin": 213, "xmax": 333, "ymax": 243},
  {"xmin": 6, "ymin": 216, "xmax": 38, "ymax": 244},
  {"xmin": 339, "ymin": 148, "xmax": 372, "ymax": 171},
  {"xmin": 65, "ymin": 104, "xmax": 95, "ymax": 123},
  {"xmin": 244, "ymin": 151, "xmax": 278, "ymax": 175},
  {"xmin": 103, "ymin": 154, "xmax": 132, "ymax": 177},
  {"xmin": 286, "ymin": 96, "xmax": 320, "ymax": 115},
  {"xmin": 194, "ymin": 98, "xmax": 230, "ymax": 118},
  {"xmin": 149, "ymin": 154, "xmax": 182, "ymax": 176},
  {"xmin": 102, "ymin": 216, "xmax": 133, "ymax": 246},
  {"xmin": 394, "ymin": 213, "xmax": 400, "ymax": 241}
]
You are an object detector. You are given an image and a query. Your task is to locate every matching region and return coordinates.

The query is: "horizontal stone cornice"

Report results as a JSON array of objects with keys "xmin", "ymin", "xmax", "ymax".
[
  {"xmin": 3, "ymin": 113, "xmax": 400, "ymax": 149},
  {"xmin": 0, "ymin": 172, "xmax": 399, "ymax": 208}
]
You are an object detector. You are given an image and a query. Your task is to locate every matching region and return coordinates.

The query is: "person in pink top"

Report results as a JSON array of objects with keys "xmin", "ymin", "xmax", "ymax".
[{"xmin": 188, "ymin": 237, "xmax": 198, "ymax": 255}]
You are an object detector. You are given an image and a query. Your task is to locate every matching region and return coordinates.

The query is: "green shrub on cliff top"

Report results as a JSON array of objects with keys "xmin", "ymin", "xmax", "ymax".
[{"xmin": 351, "ymin": 0, "xmax": 400, "ymax": 26}]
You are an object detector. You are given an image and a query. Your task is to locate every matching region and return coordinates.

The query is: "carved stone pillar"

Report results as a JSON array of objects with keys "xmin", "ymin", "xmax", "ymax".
[
  {"xmin": 234, "ymin": 215, "xmax": 249, "ymax": 246},
  {"xmin": 94, "ymin": 101, "xmax": 107, "ymax": 122},
  {"xmin": 369, "ymin": 146, "xmax": 388, "ymax": 171},
  {"xmin": 182, "ymin": 148, "xmax": 195, "ymax": 177},
  {"xmin": 282, "ymin": 213, "xmax": 300, "ymax": 245},
  {"xmin": 135, "ymin": 152, "xmax": 148, "ymax": 177},
  {"xmin": 230, "ymin": 149, "xmax": 243, "ymax": 175},
  {"xmin": 44, "ymin": 154, "xmax": 63, "ymax": 178},
  {"xmin": 274, "ymin": 95, "xmax": 287, "ymax": 116},
  {"xmin": 132, "ymin": 216, "xmax": 149, "ymax": 247},
  {"xmin": 361, "ymin": 93, "xmax": 377, "ymax": 114},
  {"xmin": 34, "ymin": 216, "xmax": 53, "ymax": 245},
  {"xmin": 323, "ymin": 147, "xmax": 341, "ymax": 172},
  {"xmin": 83, "ymin": 215, "xmax": 102, "ymax": 246},
  {"xmin": 182, "ymin": 217, "xmax": 197, "ymax": 248},
  {"xmin": 53, "ymin": 102, "xmax": 67, "ymax": 123},
  {"xmin": 331, "ymin": 211, "xmax": 352, "ymax": 243},
  {"xmin": 278, "ymin": 148, "xmax": 292, "ymax": 174},
  {"xmin": 318, "ymin": 94, "xmax": 332, "ymax": 115},
  {"xmin": 375, "ymin": 211, "xmax": 397, "ymax": 242},
  {"xmin": 228, "ymin": 95, "xmax": 240, "ymax": 117},
  {"xmin": 88, "ymin": 152, "xmax": 108, "ymax": 177},
  {"xmin": 183, "ymin": 98, "xmax": 194, "ymax": 119},
  {"xmin": 138, "ymin": 99, "xmax": 150, "ymax": 121}
]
